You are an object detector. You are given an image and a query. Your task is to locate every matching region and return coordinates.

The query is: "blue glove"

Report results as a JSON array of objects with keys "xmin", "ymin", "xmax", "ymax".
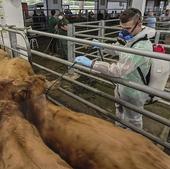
[{"xmin": 75, "ymin": 56, "xmax": 92, "ymax": 67}]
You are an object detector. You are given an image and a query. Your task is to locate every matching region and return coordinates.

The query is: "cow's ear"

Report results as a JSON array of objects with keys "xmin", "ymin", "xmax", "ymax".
[
  {"xmin": 24, "ymin": 75, "xmax": 46, "ymax": 83},
  {"xmin": 0, "ymin": 79, "xmax": 14, "ymax": 89},
  {"xmin": 23, "ymin": 75, "xmax": 46, "ymax": 88}
]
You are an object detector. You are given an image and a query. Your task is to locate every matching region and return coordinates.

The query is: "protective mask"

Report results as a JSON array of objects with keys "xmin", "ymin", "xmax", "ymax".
[
  {"xmin": 58, "ymin": 15, "xmax": 63, "ymax": 20},
  {"xmin": 117, "ymin": 29, "xmax": 134, "ymax": 45}
]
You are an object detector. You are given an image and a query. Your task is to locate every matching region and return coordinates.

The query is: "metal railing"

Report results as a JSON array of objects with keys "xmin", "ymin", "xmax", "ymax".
[
  {"xmin": 70, "ymin": 20, "xmax": 170, "ymax": 63},
  {"xmin": 0, "ymin": 26, "xmax": 170, "ymax": 149},
  {"xmin": 0, "ymin": 26, "xmax": 32, "ymax": 63}
]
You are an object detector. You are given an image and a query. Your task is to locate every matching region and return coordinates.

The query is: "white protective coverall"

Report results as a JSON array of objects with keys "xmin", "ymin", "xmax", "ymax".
[{"xmin": 92, "ymin": 27, "xmax": 156, "ymax": 129}]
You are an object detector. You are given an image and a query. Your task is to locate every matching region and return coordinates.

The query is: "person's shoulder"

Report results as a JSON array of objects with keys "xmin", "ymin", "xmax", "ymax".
[{"xmin": 133, "ymin": 39, "xmax": 153, "ymax": 51}]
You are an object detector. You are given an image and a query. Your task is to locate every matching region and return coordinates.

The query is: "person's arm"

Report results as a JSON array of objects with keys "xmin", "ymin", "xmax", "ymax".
[
  {"xmin": 60, "ymin": 25, "xmax": 68, "ymax": 31},
  {"xmin": 92, "ymin": 39, "xmax": 120, "ymax": 57},
  {"xmin": 104, "ymin": 42, "xmax": 120, "ymax": 57},
  {"xmin": 92, "ymin": 41, "xmax": 152, "ymax": 77},
  {"xmin": 60, "ymin": 18, "xmax": 69, "ymax": 31}
]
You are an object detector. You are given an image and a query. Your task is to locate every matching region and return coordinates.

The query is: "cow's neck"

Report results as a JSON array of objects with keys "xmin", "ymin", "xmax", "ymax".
[{"xmin": 23, "ymin": 94, "xmax": 48, "ymax": 130}]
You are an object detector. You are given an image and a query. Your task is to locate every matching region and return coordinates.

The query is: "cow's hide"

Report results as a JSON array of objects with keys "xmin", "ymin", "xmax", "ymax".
[
  {"xmin": 0, "ymin": 100, "xmax": 72, "ymax": 169},
  {"xmin": 0, "ymin": 50, "xmax": 34, "ymax": 81},
  {"xmin": 4, "ymin": 76, "xmax": 169, "ymax": 169},
  {"xmin": 0, "ymin": 49, "xmax": 9, "ymax": 58}
]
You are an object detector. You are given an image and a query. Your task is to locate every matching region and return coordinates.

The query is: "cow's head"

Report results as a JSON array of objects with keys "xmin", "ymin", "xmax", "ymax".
[
  {"xmin": 20, "ymin": 75, "xmax": 47, "ymax": 99},
  {"xmin": 16, "ymin": 75, "xmax": 48, "ymax": 126},
  {"xmin": 0, "ymin": 75, "xmax": 46, "ymax": 101},
  {"xmin": 0, "ymin": 75, "xmax": 47, "ymax": 103},
  {"xmin": 0, "ymin": 75, "xmax": 47, "ymax": 125}
]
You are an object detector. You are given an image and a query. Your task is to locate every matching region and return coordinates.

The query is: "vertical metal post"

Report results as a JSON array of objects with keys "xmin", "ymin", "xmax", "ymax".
[
  {"xmin": 155, "ymin": 31, "xmax": 160, "ymax": 44},
  {"xmin": 101, "ymin": 20, "xmax": 105, "ymax": 43},
  {"xmin": 8, "ymin": 31, "xmax": 17, "ymax": 57},
  {"xmin": 67, "ymin": 23, "xmax": 75, "ymax": 74},
  {"xmin": 0, "ymin": 30, "xmax": 5, "ymax": 50},
  {"xmin": 98, "ymin": 20, "xmax": 105, "ymax": 58},
  {"xmin": 46, "ymin": 0, "xmax": 49, "ymax": 20}
]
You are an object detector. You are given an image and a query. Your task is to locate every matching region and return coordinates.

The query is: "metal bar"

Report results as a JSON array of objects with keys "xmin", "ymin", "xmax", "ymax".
[
  {"xmin": 58, "ymin": 87, "xmax": 170, "ymax": 148},
  {"xmin": 46, "ymin": 95, "xmax": 66, "ymax": 108},
  {"xmin": 75, "ymin": 34, "xmax": 117, "ymax": 42},
  {"xmin": 156, "ymin": 30, "xmax": 170, "ymax": 33},
  {"xmin": 8, "ymin": 31, "xmax": 18, "ymax": 57},
  {"xmin": 74, "ymin": 24, "xmax": 121, "ymax": 30},
  {"xmin": 104, "ymin": 31, "xmax": 119, "ymax": 36},
  {"xmin": 104, "ymin": 19, "xmax": 120, "ymax": 22},
  {"xmin": 73, "ymin": 20, "xmax": 101, "ymax": 25},
  {"xmin": 74, "ymin": 69, "xmax": 113, "ymax": 86},
  {"xmin": 74, "ymin": 28, "xmax": 100, "ymax": 35},
  {"xmin": 74, "ymin": 50, "xmax": 115, "ymax": 62},
  {"xmin": 75, "ymin": 48, "xmax": 98, "ymax": 55},
  {"xmin": 73, "ymin": 19, "xmax": 119, "ymax": 26},
  {"xmin": 29, "ymin": 49, "xmax": 170, "ymax": 101},
  {"xmin": 103, "ymin": 53, "xmax": 111, "ymax": 58},
  {"xmin": 27, "ymin": 29, "xmax": 170, "ymax": 62},
  {"xmin": 74, "ymin": 50, "xmax": 100, "ymax": 58},
  {"xmin": 0, "ymin": 43, "xmax": 28, "ymax": 57},
  {"xmin": 0, "ymin": 30, "xmax": 5, "ymax": 50},
  {"xmin": 3, "ymin": 27, "xmax": 32, "ymax": 63},
  {"xmin": 155, "ymin": 31, "xmax": 160, "ymax": 44},
  {"xmin": 164, "ymin": 45, "xmax": 170, "ymax": 48},
  {"xmin": 32, "ymin": 62, "xmax": 170, "ymax": 127},
  {"xmin": 75, "ymin": 46, "xmax": 85, "ymax": 50},
  {"xmin": 74, "ymin": 50, "xmax": 97, "ymax": 56},
  {"xmin": 99, "ymin": 20, "xmax": 105, "ymax": 59},
  {"xmin": 67, "ymin": 24, "xmax": 75, "ymax": 74}
]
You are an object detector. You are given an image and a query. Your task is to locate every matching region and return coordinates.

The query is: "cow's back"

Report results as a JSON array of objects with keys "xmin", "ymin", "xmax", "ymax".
[{"xmin": 40, "ymin": 101, "xmax": 170, "ymax": 169}]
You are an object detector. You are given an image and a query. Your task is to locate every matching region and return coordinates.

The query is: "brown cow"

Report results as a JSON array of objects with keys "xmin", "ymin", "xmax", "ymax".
[
  {"xmin": 0, "ymin": 100, "xmax": 73, "ymax": 169},
  {"xmin": 4, "ymin": 75, "xmax": 169, "ymax": 169},
  {"xmin": 0, "ymin": 52, "xmax": 170, "ymax": 169}
]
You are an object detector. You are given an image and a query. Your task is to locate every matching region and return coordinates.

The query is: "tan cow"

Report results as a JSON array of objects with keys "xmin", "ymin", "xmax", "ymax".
[
  {"xmin": 0, "ymin": 51, "xmax": 170, "ymax": 169},
  {"xmin": 0, "ymin": 100, "xmax": 73, "ymax": 169},
  {"xmin": 3, "ymin": 75, "xmax": 169, "ymax": 169}
]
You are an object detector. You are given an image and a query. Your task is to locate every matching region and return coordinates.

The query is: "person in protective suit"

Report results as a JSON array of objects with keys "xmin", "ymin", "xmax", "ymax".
[{"xmin": 75, "ymin": 8, "xmax": 156, "ymax": 129}]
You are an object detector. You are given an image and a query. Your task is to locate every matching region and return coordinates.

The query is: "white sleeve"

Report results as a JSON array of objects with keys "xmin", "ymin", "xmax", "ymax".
[
  {"xmin": 93, "ymin": 40, "xmax": 153, "ymax": 78},
  {"xmin": 92, "ymin": 57, "xmax": 136, "ymax": 77},
  {"xmin": 103, "ymin": 42, "xmax": 120, "ymax": 57}
]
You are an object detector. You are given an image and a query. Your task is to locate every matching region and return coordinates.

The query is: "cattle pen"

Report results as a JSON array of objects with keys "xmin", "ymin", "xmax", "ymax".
[{"xmin": 0, "ymin": 24, "xmax": 170, "ymax": 153}]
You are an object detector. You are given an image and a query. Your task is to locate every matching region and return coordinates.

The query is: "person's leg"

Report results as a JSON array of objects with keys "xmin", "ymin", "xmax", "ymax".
[
  {"xmin": 121, "ymin": 95, "xmax": 145, "ymax": 129},
  {"xmin": 60, "ymin": 39, "xmax": 68, "ymax": 60},
  {"xmin": 52, "ymin": 39, "xmax": 57, "ymax": 54},
  {"xmin": 49, "ymin": 39, "xmax": 54, "ymax": 53},
  {"xmin": 114, "ymin": 86, "xmax": 124, "ymax": 126},
  {"xmin": 123, "ymin": 107, "xmax": 143, "ymax": 129}
]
